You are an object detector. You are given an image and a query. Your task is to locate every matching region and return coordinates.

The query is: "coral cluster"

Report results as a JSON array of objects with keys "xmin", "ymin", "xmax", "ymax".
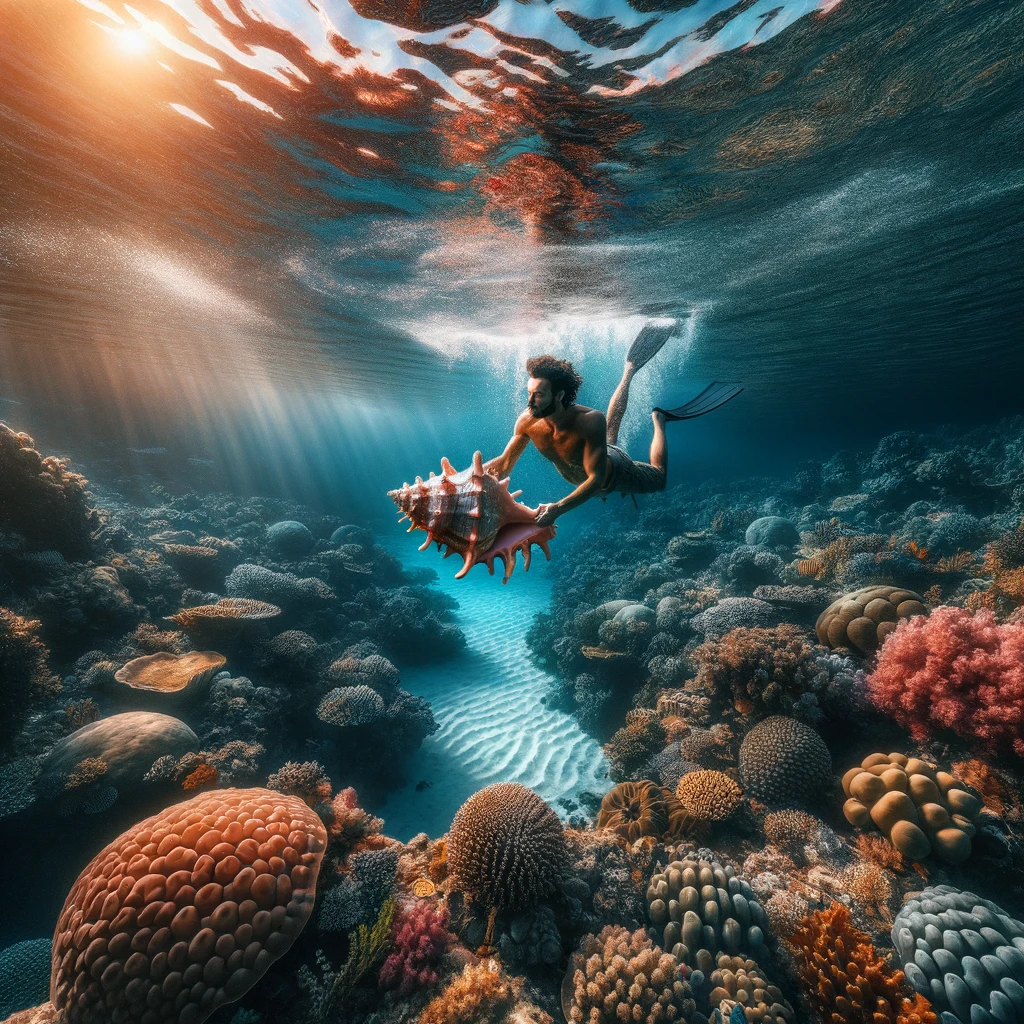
[
  {"xmin": 867, "ymin": 607, "xmax": 1024, "ymax": 755},
  {"xmin": 646, "ymin": 854, "xmax": 767, "ymax": 968},
  {"xmin": 566, "ymin": 924, "xmax": 696, "ymax": 1024},
  {"xmin": 704, "ymin": 953, "xmax": 796, "ymax": 1024},
  {"xmin": 417, "ymin": 960, "xmax": 520, "ymax": 1024},
  {"xmin": 378, "ymin": 900, "xmax": 450, "ymax": 995},
  {"xmin": 841, "ymin": 753, "xmax": 984, "ymax": 863},
  {"xmin": 892, "ymin": 885, "xmax": 1024, "ymax": 1024},
  {"xmin": 0, "ymin": 609, "xmax": 59, "ymax": 747},
  {"xmin": 791, "ymin": 903, "xmax": 936, "ymax": 1024}
]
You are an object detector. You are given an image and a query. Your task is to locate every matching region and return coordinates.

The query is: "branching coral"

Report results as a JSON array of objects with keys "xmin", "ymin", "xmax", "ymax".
[
  {"xmin": 319, "ymin": 786, "xmax": 384, "ymax": 858},
  {"xmin": 0, "ymin": 608, "xmax": 59, "ymax": 747},
  {"xmin": 566, "ymin": 924, "xmax": 695, "ymax": 1024},
  {"xmin": 378, "ymin": 899, "xmax": 450, "ymax": 995},
  {"xmin": 790, "ymin": 903, "xmax": 936, "ymax": 1024},
  {"xmin": 604, "ymin": 711, "xmax": 667, "ymax": 784},
  {"xmin": 447, "ymin": 782, "xmax": 568, "ymax": 912},
  {"xmin": 417, "ymin": 959, "xmax": 520, "ymax": 1024},
  {"xmin": 267, "ymin": 760, "xmax": 333, "ymax": 806},
  {"xmin": 0, "ymin": 423, "xmax": 97, "ymax": 557},
  {"xmin": 866, "ymin": 606, "xmax": 1024, "ymax": 755}
]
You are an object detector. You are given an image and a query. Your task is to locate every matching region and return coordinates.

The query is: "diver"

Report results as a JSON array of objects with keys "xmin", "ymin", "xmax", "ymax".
[{"xmin": 483, "ymin": 322, "xmax": 742, "ymax": 526}]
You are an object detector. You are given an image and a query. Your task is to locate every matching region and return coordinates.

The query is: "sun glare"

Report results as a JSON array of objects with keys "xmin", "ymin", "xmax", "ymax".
[{"xmin": 114, "ymin": 27, "xmax": 149, "ymax": 55}]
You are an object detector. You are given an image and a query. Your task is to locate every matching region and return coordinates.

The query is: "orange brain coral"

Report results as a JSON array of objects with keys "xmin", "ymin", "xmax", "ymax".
[
  {"xmin": 790, "ymin": 903, "xmax": 935, "ymax": 1024},
  {"xmin": 50, "ymin": 787, "xmax": 327, "ymax": 1024}
]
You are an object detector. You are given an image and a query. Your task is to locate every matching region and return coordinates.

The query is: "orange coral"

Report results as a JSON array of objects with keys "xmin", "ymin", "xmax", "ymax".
[
  {"xmin": 951, "ymin": 758, "xmax": 1021, "ymax": 819},
  {"xmin": 417, "ymin": 960, "xmax": 519, "ymax": 1024},
  {"xmin": 181, "ymin": 762, "xmax": 218, "ymax": 789},
  {"xmin": 902, "ymin": 540, "xmax": 929, "ymax": 562},
  {"xmin": 790, "ymin": 903, "xmax": 936, "ymax": 1024},
  {"xmin": 855, "ymin": 833, "xmax": 908, "ymax": 873}
]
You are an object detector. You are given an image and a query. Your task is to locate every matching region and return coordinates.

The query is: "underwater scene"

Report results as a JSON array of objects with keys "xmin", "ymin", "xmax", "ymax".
[{"xmin": 2, "ymin": 0, "xmax": 1024, "ymax": 1022}]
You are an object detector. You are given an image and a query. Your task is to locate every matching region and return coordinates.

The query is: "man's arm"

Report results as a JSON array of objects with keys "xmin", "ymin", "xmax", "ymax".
[
  {"xmin": 482, "ymin": 412, "xmax": 531, "ymax": 478},
  {"xmin": 535, "ymin": 413, "xmax": 608, "ymax": 525}
]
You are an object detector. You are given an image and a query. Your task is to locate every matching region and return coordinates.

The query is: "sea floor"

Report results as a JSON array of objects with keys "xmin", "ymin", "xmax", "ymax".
[{"xmin": 375, "ymin": 533, "xmax": 610, "ymax": 841}]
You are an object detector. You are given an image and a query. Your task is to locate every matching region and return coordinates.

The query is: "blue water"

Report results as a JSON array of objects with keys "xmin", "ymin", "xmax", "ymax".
[{"xmin": 375, "ymin": 533, "xmax": 609, "ymax": 841}]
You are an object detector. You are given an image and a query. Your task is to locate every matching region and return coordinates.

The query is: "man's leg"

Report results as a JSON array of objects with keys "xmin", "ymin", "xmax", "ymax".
[
  {"xmin": 606, "ymin": 362, "xmax": 637, "ymax": 445},
  {"xmin": 649, "ymin": 410, "xmax": 667, "ymax": 473}
]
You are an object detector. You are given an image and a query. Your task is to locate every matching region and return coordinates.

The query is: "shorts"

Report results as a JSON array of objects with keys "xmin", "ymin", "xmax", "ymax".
[{"xmin": 601, "ymin": 443, "xmax": 666, "ymax": 497}]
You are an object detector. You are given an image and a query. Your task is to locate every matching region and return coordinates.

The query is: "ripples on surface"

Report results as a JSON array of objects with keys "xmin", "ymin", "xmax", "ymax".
[{"xmin": 1, "ymin": 0, "xmax": 1022, "ymax": 481}]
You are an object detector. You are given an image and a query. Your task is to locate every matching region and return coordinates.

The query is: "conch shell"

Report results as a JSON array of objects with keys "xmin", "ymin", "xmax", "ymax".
[{"xmin": 388, "ymin": 451, "xmax": 555, "ymax": 583}]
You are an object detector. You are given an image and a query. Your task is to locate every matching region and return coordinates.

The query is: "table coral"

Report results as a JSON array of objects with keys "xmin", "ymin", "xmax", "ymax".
[
  {"xmin": 447, "ymin": 782, "xmax": 568, "ymax": 912},
  {"xmin": 866, "ymin": 607, "xmax": 1024, "ymax": 756},
  {"xmin": 48, "ymin": 787, "xmax": 326, "ymax": 1024},
  {"xmin": 791, "ymin": 903, "xmax": 936, "ymax": 1024}
]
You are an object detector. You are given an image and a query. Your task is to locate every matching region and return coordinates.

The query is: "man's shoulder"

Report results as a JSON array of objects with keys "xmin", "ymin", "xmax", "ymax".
[{"xmin": 573, "ymin": 405, "xmax": 607, "ymax": 432}]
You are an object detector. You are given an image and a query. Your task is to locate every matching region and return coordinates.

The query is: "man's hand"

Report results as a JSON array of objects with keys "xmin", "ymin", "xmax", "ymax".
[{"xmin": 534, "ymin": 503, "xmax": 560, "ymax": 527}]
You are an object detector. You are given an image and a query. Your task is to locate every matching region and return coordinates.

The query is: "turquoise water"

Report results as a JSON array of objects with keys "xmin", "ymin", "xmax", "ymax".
[{"xmin": 376, "ymin": 535, "xmax": 609, "ymax": 841}]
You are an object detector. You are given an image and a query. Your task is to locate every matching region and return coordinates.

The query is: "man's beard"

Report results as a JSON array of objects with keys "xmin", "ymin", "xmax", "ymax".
[{"xmin": 529, "ymin": 399, "xmax": 556, "ymax": 418}]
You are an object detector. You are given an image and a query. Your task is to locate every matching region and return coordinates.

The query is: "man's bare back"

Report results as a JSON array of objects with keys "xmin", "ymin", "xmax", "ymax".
[{"xmin": 483, "ymin": 355, "xmax": 668, "ymax": 526}]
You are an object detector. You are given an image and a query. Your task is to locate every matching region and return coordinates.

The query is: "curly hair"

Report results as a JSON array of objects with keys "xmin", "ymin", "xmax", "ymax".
[{"xmin": 526, "ymin": 355, "xmax": 582, "ymax": 405}]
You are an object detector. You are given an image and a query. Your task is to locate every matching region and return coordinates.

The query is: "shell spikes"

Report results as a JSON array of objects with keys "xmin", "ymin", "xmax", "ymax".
[{"xmin": 387, "ymin": 452, "xmax": 556, "ymax": 582}]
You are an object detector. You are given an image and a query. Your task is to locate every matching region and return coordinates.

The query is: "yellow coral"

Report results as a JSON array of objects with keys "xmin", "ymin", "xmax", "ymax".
[{"xmin": 418, "ymin": 960, "xmax": 519, "ymax": 1024}]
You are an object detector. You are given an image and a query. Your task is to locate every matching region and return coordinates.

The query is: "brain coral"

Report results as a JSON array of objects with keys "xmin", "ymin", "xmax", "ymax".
[
  {"xmin": 866, "ymin": 607, "xmax": 1024, "ymax": 756},
  {"xmin": 646, "ymin": 854, "xmax": 766, "ymax": 968},
  {"xmin": 745, "ymin": 516, "xmax": 799, "ymax": 548},
  {"xmin": 816, "ymin": 586, "xmax": 928, "ymax": 656},
  {"xmin": 265, "ymin": 521, "xmax": 315, "ymax": 558},
  {"xmin": 38, "ymin": 712, "xmax": 198, "ymax": 796},
  {"xmin": 566, "ymin": 924, "xmax": 696, "ymax": 1024},
  {"xmin": 841, "ymin": 753, "xmax": 983, "ymax": 863},
  {"xmin": 892, "ymin": 884, "xmax": 1024, "ymax": 1024},
  {"xmin": 792, "ymin": 903, "xmax": 935, "ymax": 1024},
  {"xmin": 674, "ymin": 770, "xmax": 744, "ymax": 822},
  {"xmin": 49, "ymin": 787, "xmax": 326, "ymax": 1024},
  {"xmin": 447, "ymin": 782, "xmax": 568, "ymax": 912},
  {"xmin": 738, "ymin": 716, "xmax": 831, "ymax": 805}
]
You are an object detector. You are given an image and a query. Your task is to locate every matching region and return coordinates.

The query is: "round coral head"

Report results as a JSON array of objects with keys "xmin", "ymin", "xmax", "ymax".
[{"xmin": 50, "ymin": 787, "xmax": 327, "ymax": 1024}]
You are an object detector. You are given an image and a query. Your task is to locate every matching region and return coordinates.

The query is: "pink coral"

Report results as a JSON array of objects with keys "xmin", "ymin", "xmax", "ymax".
[
  {"xmin": 867, "ymin": 606, "xmax": 1024, "ymax": 755},
  {"xmin": 378, "ymin": 900, "xmax": 450, "ymax": 996}
]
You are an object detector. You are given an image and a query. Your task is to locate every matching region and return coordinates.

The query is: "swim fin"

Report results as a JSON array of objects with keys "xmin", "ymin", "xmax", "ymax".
[
  {"xmin": 626, "ymin": 321, "xmax": 677, "ymax": 370},
  {"xmin": 654, "ymin": 381, "xmax": 743, "ymax": 420}
]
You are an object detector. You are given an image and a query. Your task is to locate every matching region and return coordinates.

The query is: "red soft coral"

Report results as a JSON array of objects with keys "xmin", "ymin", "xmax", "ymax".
[
  {"xmin": 378, "ymin": 900, "xmax": 450, "ymax": 996},
  {"xmin": 867, "ymin": 606, "xmax": 1024, "ymax": 755}
]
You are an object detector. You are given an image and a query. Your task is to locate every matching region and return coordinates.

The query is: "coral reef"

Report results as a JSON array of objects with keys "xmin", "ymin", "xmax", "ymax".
[
  {"xmin": 0, "ymin": 424, "xmax": 97, "ymax": 558},
  {"xmin": 604, "ymin": 711, "xmax": 667, "ymax": 784},
  {"xmin": 0, "ymin": 609, "xmax": 59, "ymax": 748},
  {"xmin": 791, "ymin": 903, "xmax": 935, "ymax": 1024},
  {"xmin": 566, "ymin": 924, "xmax": 696, "ymax": 1024},
  {"xmin": 867, "ymin": 607, "xmax": 1024, "ymax": 755},
  {"xmin": 738, "ymin": 716, "xmax": 832, "ymax": 805},
  {"xmin": 892, "ymin": 884, "xmax": 1024, "ymax": 1024},
  {"xmin": 646, "ymin": 854, "xmax": 767, "ymax": 967},
  {"xmin": 447, "ymin": 782, "xmax": 568, "ymax": 912},
  {"xmin": 45, "ymin": 787, "xmax": 326, "ymax": 1024},
  {"xmin": 841, "ymin": 753, "xmax": 984, "ymax": 863}
]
